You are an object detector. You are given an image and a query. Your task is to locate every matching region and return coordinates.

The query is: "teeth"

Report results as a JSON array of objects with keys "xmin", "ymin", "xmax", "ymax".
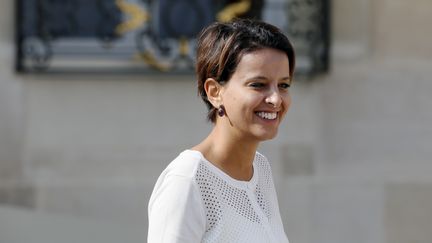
[{"xmin": 256, "ymin": 112, "xmax": 277, "ymax": 120}]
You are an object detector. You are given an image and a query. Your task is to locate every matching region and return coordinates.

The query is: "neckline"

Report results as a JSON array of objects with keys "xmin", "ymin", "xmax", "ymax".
[{"xmin": 185, "ymin": 149, "xmax": 258, "ymax": 190}]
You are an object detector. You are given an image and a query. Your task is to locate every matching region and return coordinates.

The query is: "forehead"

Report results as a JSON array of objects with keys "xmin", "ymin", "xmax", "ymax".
[{"xmin": 233, "ymin": 48, "xmax": 290, "ymax": 78}]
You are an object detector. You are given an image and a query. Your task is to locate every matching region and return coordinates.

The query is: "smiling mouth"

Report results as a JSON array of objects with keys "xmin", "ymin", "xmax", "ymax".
[{"xmin": 255, "ymin": 111, "xmax": 278, "ymax": 120}]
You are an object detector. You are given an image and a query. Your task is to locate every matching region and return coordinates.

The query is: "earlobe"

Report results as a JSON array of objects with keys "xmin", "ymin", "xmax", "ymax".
[{"xmin": 204, "ymin": 78, "xmax": 223, "ymax": 107}]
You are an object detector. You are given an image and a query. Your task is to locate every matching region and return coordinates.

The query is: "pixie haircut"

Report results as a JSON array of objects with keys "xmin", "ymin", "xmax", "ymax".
[{"xmin": 196, "ymin": 18, "xmax": 295, "ymax": 122}]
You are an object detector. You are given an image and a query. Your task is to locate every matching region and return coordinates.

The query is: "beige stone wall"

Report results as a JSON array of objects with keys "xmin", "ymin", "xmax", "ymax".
[
  {"xmin": 373, "ymin": 0, "xmax": 432, "ymax": 59},
  {"xmin": 281, "ymin": 0, "xmax": 432, "ymax": 242},
  {"xmin": 332, "ymin": 0, "xmax": 372, "ymax": 59},
  {"xmin": 385, "ymin": 183, "xmax": 432, "ymax": 243},
  {"xmin": 0, "ymin": 0, "xmax": 33, "ymax": 207}
]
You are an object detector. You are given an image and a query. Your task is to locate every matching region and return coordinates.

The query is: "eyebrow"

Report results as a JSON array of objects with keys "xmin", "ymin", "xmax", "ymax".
[{"xmin": 248, "ymin": 76, "xmax": 291, "ymax": 81}]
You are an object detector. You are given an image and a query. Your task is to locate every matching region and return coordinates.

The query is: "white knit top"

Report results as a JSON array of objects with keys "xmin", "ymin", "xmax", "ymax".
[{"xmin": 148, "ymin": 150, "xmax": 289, "ymax": 243}]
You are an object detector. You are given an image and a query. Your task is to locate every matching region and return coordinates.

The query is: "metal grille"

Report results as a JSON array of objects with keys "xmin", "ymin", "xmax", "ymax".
[{"xmin": 16, "ymin": 0, "xmax": 330, "ymax": 77}]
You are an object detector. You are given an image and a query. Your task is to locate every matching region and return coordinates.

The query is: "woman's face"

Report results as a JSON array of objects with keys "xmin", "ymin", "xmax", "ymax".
[{"xmin": 219, "ymin": 47, "xmax": 292, "ymax": 142}]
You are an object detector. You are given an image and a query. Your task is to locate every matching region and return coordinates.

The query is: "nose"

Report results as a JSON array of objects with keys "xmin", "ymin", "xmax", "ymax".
[{"xmin": 265, "ymin": 88, "xmax": 282, "ymax": 108}]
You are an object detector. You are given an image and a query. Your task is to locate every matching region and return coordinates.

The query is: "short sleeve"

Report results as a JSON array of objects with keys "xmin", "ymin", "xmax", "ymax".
[{"xmin": 148, "ymin": 174, "xmax": 206, "ymax": 243}]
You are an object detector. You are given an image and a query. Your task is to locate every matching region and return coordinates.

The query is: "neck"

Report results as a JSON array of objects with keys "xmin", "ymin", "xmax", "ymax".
[{"xmin": 193, "ymin": 123, "xmax": 259, "ymax": 181}]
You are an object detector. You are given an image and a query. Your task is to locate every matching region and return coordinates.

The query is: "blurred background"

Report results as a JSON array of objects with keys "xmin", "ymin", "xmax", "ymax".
[{"xmin": 1, "ymin": 0, "xmax": 432, "ymax": 243}]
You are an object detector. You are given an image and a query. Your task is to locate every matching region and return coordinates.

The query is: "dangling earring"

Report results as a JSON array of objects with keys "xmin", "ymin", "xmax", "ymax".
[{"xmin": 217, "ymin": 105, "xmax": 225, "ymax": 117}]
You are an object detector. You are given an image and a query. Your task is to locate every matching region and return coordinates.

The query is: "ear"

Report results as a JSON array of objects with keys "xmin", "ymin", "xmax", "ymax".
[{"xmin": 204, "ymin": 78, "xmax": 223, "ymax": 108}]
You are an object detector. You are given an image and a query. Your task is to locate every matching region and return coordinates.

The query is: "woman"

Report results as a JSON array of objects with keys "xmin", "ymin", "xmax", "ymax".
[{"xmin": 148, "ymin": 18, "xmax": 295, "ymax": 243}]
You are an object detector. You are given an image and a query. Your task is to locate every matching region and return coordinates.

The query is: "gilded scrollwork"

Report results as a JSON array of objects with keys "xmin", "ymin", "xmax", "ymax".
[{"xmin": 17, "ymin": 0, "xmax": 329, "ymax": 75}]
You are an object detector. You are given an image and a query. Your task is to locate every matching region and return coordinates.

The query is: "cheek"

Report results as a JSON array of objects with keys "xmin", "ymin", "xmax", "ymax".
[
  {"xmin": 285, "ymin": 95, "xmax": 292, "ymax": 107},
  {"xmin": 226, "ymin": 92, "xmax": 262, "ymax": 112},
  {"xmin": 245, "ymin": 95, "xmax": 265, "ymax": 113},
  {"xmin": 282, "ymin": 94, "xmax": 292, "ymax": 113}
]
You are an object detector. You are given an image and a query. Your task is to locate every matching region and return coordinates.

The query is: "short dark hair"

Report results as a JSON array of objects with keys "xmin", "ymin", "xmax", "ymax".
[{"xmin": 196, "ymin": 18, "xmax": 295, "ymax": 122}]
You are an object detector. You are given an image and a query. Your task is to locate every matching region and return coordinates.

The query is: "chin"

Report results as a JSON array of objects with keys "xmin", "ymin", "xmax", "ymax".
[
  {"xmin": 253, "ymin": 129, "xmax": 279, "ymax": 141},
  {"xmin": 261, "ymin": 133, "xmax": 278, "ymax": 141}
]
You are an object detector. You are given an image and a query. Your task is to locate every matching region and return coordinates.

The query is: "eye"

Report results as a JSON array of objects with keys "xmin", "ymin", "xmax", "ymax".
[
  {"xmin": 248, "ymin": 82, "xmax": 265, "ymax": 88},
  {"xmin": 278, "ymin": 82, "xmax": 291, "ymax": 89}
]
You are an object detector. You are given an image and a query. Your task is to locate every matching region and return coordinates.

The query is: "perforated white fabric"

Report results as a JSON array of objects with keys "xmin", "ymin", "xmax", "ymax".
[{"xmin": 148, "ymin": 150, "xmax": 289, "ymax": 243}]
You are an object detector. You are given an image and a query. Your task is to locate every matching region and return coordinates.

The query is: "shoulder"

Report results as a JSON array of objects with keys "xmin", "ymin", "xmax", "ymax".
[
  {"xmin": 254, "ymin": 151, "xmax": 271, "ymax": 170},
  {"xmin": 148, "ymin": 149, "xmax": 207, "ymax": 220},
  {"xmin": 148, "ymin": 150, "xmax": 207, "ymax": 242},
  {"xmin": 149, "ymin": 150, "xmax": 205, "ymax": 206},
  {"xmin": 162, "ymin": 150, "xmax": 204, "ymax": 179},
  {"xmin": 254, "ymin": 151, "xmax": 276, "ymax": 187},
  {"xmin": 255, "ymin": 150, "xmax": 268, "ymax": 161}
]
